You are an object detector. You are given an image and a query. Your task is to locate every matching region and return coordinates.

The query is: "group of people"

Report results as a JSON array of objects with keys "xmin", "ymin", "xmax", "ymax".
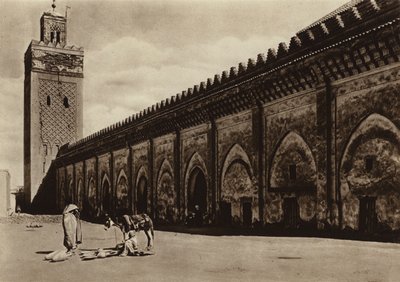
[{"xmin": 62, "ymin": 204, "xmax": 143, "ymax": 257}]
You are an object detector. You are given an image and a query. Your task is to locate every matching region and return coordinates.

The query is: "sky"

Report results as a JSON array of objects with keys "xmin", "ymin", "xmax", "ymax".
[{"xmin": 0, "ymin": 0, "xmax": 349, "ymax": 189}]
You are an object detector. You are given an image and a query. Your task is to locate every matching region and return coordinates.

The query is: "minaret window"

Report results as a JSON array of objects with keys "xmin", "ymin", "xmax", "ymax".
[
  {"xmin": 63, "ymin": 97, "xmax": 69, "ymax": 108},
  {"xmin": 50, "ymin": 31, "xmax": 54, "ymax": 43},
  {"xmin": 56, "ymin": 31, "xmax": 60, "ymax": 43},
  {"xmin": 47, "ymin": 95, "xmax": 51, "ymax": 106}
]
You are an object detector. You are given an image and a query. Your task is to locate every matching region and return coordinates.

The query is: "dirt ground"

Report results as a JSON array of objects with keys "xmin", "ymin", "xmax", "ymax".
[{"xmin": 1, "ymin": 220, "xmax": 400, "ymax": 282}]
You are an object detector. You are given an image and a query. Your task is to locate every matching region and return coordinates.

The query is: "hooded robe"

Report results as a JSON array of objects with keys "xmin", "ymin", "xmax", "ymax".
[{"xmin": 62, "ymin": 204, "xmax": 82, "ymax": 251}]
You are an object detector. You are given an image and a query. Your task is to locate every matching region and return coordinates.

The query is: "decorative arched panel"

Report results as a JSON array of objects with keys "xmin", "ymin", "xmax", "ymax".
[
  {"xmin": 221, "ymin": 144, "xmax": 258, "ymax": 225},
  {"xmin": 101, "ymin": 173, "xmax": 111, "ymax": 214},
  {"xmin": 340, "ymin": 113, "xmax": 400, "ymax": 230},
  {"xmin": 269, "ymin": 131, "xmax": 317, "ymax": 190},
  {"xmin": 116, "ymin": 169, "xmax": 129, "ymax": 214},
  {"xmin": 156, "ymin": 159, "xmax": 176, "ymax": 222},
  {"xmin": 76, "ymin": 179, "xmax": 83, "ymax": 210},
  {"xmin": 135, "ymin": 166, "xmax": 148, "ymax": 187},
  {"xmin": 87, "ymin": 177, "xmax": 96, "ymax": 215},
  {"xmin": 340, "ymin": 114, "xmax": 400, "ymax": 195},
  {"xmin": 137, "ymin": 176, "xmax": 148, "ymax": 214}
]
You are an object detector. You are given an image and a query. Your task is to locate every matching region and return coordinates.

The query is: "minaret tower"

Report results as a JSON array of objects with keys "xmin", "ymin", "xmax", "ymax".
[{"xmin": 24, "ymin": 1, "xmax": 84, "ymax": 206}]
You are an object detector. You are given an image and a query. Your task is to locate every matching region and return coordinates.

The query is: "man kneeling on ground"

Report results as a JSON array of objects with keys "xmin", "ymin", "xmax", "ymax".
[{"xmin": 119, "ymin": 228, "xmax": 140, "ymax": 257}]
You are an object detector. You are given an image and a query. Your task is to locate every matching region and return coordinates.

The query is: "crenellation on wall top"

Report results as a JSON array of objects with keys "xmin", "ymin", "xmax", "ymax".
[
  {"xmin": 238, "ymin": 62, "xmax": 247, "ymax": 74},
  {"xmin": 266, "ymin": 48, "xmax": 277, "ymax": 63},
  {"xmin": 256, "ymin": 54, "xmax": 266, "ymax": 67},
  {"xmin": 221, "ymin": 70, "xmax": 229, "ymax": 83},
  {"xmin": 277, "ymin": 43, "xmax": 289, "ymax": 58},
  {"xmin": 213, "ymin": 74, "xmax": 221, "ymax": 86},
  {"xmin": 247, "ymin": 58, "xmax": 256, "ymax": 69},
  {"xmin": 63, "ymin": 0, "xmax": 399, "ymax": 154}
]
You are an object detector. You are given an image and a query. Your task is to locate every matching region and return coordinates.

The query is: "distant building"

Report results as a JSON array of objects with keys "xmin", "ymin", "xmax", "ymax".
[
  {"xmin": 11, "ymin": 186, "xmax": 25, "ymax": 213},
  {"xmin": 0, "ymin": 170, "xmax": 11, "ymax": 216}
]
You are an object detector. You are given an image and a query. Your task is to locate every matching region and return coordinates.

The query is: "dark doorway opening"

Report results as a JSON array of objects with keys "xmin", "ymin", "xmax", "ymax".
[
  {"xmin": 242, "ymin": 201, "xmax": 252, "ymax": 227},
  {"xmin": 137, "ymin": 176, "xmax": 148, "ymax": 214},
  {"xmin": 220, "ymin": 201, "xmax": 232, "ymax": 226},
  {"xmin": 188, "ymin": 168, "xmax": 207, "ymax": 214},
  {"xmin": 102, "ymin": 180, "xmax": 110, "ymax": 215},
  {"xmin": 283, "ymin": 197, "xmax": 300, "ymax": 229},
  {"xmin": 359, "ymin": 197, "xmax": 376, "ymax": 233}
]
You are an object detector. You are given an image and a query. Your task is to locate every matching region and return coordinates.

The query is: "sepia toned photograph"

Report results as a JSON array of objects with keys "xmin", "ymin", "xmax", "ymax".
[{"xmin": 0, "ymin": 0, "xmax": 400, "ymax": 281}]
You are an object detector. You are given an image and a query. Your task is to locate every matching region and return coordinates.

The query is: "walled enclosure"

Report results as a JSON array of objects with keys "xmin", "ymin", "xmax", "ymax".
[{"xmin": 38, "ymin": 0, "xmax": 400, "ymax": 233}]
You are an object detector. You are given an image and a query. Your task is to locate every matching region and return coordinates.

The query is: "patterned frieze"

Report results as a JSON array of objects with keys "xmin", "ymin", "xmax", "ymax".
[{"xmin": 28, "ymin": 43, "xmax": 84, "ymax": 77}]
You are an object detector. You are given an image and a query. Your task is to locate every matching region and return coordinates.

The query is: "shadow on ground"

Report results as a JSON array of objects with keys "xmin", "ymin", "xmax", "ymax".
[{"xmin": 155, "ymin": 224, "xmax": 400, "ymax": 243}]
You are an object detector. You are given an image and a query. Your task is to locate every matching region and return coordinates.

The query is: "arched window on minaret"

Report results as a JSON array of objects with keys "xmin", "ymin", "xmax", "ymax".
[
  {"xmin": 47, "ymin": 95, "xmax": 51, "ymax": 106},
  {"xmin": 56, "ymin": 31, "xmax": 60, "ymax": 44},
  {"xmin": 63, "ymin": 96, "xmax": 69, "ymax": 108}
]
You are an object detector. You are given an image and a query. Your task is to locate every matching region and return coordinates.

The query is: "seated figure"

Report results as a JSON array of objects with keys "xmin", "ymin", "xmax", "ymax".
[{"xmin": 120, "ymin": 229, "xmax": 139, "ymax": 256}]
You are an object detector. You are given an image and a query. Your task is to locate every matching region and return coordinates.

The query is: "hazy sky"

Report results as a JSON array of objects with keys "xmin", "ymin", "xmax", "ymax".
[{"xmin": 0, "ymin": 0, "xmax": 349, "ymax": 188}]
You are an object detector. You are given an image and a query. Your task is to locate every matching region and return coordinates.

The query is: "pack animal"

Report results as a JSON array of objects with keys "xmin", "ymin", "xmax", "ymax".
[{"xmin": 104, "ymin": 214, "xmax": 154, "ymax": 251}]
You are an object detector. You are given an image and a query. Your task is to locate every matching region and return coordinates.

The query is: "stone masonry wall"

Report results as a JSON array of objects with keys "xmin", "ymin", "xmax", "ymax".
[{"xmin": 335, "ymin": 64, "xmax": 400, "ymax": 231}]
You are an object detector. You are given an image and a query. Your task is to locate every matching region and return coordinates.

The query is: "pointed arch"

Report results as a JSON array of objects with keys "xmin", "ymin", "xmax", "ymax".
[
  {"xmin": 221, "ymin": 143, "xmax": 254, "ymax": 185},
  {"xmin": 220, "ymin": 144, "xmax": 258, "ymax": 225},
  {"xmin": 101, "ymin": 173, "xmax": 111, "ymax": 214},
  {"xmin": 135, "ymin": 165, "xmax": 148, "ymax": 188},
  {"xmin": 76, "ymin": 178, "xmax": 83, "ymax": 210},
  {"xmin": 184, "ymin": 152, "xmax": 208, "ymax": 197},
  {"xmin": 135, "ymin": 165, "xmax": 149, "ymax": 214},
  {"xmin": 340, "ymin": 113, "xmax": 400, "ymax": 193},
  {"xmin": 269, "ymin": 131, "xmax": 317, "ymax": 189},
  {"xmin": 184, "ymin": 152, "xmax": 208, "ymax": 214},
  {"xmin": 156, "ymin": 159, "xmax": 175, "ymax": 222},
  {"xmin": 157, "ymin": 159, "xmax": 174, "ymax": 186},
  {"xmin": 87, "ymin": 176, "xmax": 96, "ymax": 211},
  {"xmin": 340, "ymin": 113, "xmax": 400, "ymax": 174},
  {"xmin": 340, "ymin": 113, "xmax": 400, "ymax": 231},
  {"xmin": 116, "ymin": 169, "xmax": 129, "ymax": 214}
]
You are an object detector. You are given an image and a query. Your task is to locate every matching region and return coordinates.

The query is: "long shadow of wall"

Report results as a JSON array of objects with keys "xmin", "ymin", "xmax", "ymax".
[{"xmin": 31, "ymin": 162, "xmax": 57, "ymax": 214}]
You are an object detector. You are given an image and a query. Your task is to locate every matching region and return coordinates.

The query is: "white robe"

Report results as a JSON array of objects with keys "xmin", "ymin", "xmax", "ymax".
[{"xmin": 62, "ymin": 204, "xmax": 82, "ymax": 250}]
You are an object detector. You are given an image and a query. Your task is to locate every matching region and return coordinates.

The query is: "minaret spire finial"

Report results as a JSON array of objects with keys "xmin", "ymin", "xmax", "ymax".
[{"xmin": 52, "ymin": 0, "xmax": 56, "ymax": 12}]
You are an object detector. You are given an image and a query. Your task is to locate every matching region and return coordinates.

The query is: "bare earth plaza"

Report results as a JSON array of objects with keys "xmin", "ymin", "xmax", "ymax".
[{"xmin": 1, "ymin": 0, "xmax": 400, "ymax": 281}]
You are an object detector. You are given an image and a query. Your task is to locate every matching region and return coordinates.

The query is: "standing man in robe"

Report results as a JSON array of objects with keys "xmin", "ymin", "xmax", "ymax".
[{"xmin": 62, "ymin": 204, "xmax": 82, "ymax": 254}]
